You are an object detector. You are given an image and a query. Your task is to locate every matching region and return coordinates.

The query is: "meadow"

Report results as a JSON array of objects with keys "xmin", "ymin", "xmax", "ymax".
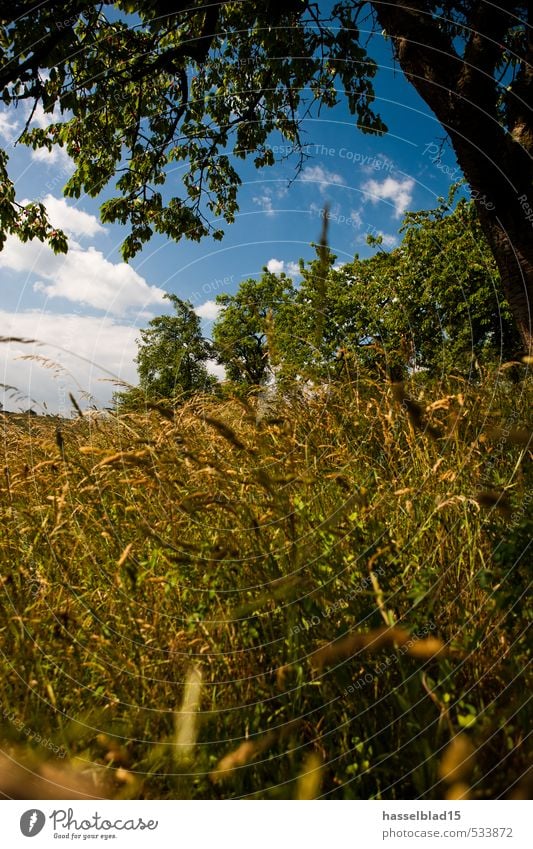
[{"xmin": 0, "ymin": 367, "xmax": 531, "ymax": 799}]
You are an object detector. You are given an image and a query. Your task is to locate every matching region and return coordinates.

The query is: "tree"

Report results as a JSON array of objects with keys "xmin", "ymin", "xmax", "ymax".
[
  {"xmin": 389, "ymin": 188, "xmax": 522, "ymax": 374},
  {"xmin": 129, "ymin": 293, "xmax": 215, "ymax": 401},
  {"xmin": 270, "ymin": 242, "xmax": 347, "ymax": 383},
  {"xmin": 126, "ymin": 192, "xmax": 519, "ymax": 402},
  {"xmin": 212, "ymin": 270, "xmax": 294, "ymax": 385},
  {"xmin": 370, "ymin": 2, "xmax": 532, "ymax": 355},
  {"xmin": 1, "ymin": 2, "xmax": 531, "ymax": 350},
  {"xmin": 325, "ymin": 190, "xmax": 521, "ymax": 377},
  {"xmin": 222, "ymin": 191, "xmax": 520, "ymax": 383}
]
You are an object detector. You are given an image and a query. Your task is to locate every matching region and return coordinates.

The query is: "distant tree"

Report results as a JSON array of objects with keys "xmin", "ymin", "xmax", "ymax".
[
  {"xmin": 387, "ymin": 189, "xmax": 522, "ymax": 374},
  {"xmin": 116, "ymin": 192, "xmax": 518, "ymax": 407},
  {"xmin": 227, "ymin": 191, "xmax": 521, "ymax": 383},
  {"xmin": 129, "ymin": 293, "xmax": 216, "ymax": 402},
  {"xmin": 265, "ymin": 244, "xmax": 343, "ymax": 384},
  {"xmin": 212, "ymin": 271, "xmax": 294, "ymax": 386},
  {"xmin": 305, "ymin": 191, "xmax": 521, "ymax": 378},
  {"xmin": 0, "ymin": 3, "xmax": 530, "ymax": 350}
]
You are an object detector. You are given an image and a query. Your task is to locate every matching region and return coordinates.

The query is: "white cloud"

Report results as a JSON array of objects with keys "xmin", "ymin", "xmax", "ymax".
[
  {"xmin": 20, "ymin": 103, "xmax": 75, "ymax": 172},
  {"xmin": 206, "ymin": 359, "xmax": 226, "ymax": 381},
  {"xmin": 0, "ymin": 234, "xmax": 165, "ymax": 315},
  {"xmin": 266, "ymin": 258, "xmax": 300, "ymax": 278},
  {"xmin": 253, "ymin": 191, "xmax": 275, "ymax": 216},
  {"xmin": 377, "ymin": 232, "xmax": 398, "ymax": 249},
  {"xmin": 0, "ymin": 111, "xmax": 20, "ymax": 144},
  {"xmin": 300, "ymin": 165, "xmax": 345, "ymax": 195},
  {"xmin": 350, "ymin": 209, "xmax": 363, "ymax": 229},
  {"xmin": 0, "ymin": 310, "xmax": 140, "ymax": 412},
  {"xmin": 22, "ymin": 194, "xmax": 104, "ymax": 239},
  {"xmin": 195, "ymin": 299, "xmax": 222, "ymax": 321},
  {"xmin": 31, "ymin": 144, "xmax": 74, "ymax": 173},
  {"xmin": 362, "ymin": 176, "xmax": 414, "ymax": 218},
  {"xmin": 252, "ymin": 185, "xmax": 288, "ymax": 217},
  {"xmin": 286, "ymin": 261, "xmax": 301, "ymax": 277},
  {"xmin": 266, "ymin": 258, "xmax": 285, "ymax": 274},
  {"xmin": 27, "ymin": 103, "xmax": 57, "ymax": 130}
]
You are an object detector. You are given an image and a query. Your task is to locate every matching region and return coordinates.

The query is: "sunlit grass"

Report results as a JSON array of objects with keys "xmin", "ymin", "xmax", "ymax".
[{"xmin": 0, "ymin": 369, "xmax": 531, "ymax": 799}]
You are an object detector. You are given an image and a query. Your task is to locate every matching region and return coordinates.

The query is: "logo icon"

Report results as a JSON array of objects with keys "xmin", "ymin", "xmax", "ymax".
[{"xmin": 20, "ymin": 810, "xmax": 46, "ymax": 837}]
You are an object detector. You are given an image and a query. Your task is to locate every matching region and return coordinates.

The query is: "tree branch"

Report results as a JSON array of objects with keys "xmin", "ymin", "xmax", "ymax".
[
  {"xmin": 458, "ymin": 1, "xmax": 512, "ymax": 113},
  {"xmin": 131, "ymin": 1, "xmax": 223, "ymax": 81},
  {"xmin": 0, "ymin": 24, "xmax": 73, "ymax": 91},
  {"xmin": 371, "ymin": 0, "xmax": 461, "ymax": 115}
]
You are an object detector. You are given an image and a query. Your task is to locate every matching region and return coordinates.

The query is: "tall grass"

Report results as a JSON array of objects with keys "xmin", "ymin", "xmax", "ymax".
[{"xmin": 0, "ymin": 369, "xmax": 531, "ymax": 799}]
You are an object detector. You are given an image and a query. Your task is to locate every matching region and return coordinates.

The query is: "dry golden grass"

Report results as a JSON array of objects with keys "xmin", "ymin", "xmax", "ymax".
[{"xmin": 0, "ymin": 372, "xmax": 531, "ymax": 798}]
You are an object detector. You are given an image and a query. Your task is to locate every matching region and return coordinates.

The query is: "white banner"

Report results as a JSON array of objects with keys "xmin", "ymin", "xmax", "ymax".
[{"xmin": 3, "ymin": 800, "xmax": 530, "ymax": 848}]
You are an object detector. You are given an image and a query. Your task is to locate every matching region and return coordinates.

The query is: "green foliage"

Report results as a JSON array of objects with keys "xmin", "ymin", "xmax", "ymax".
[
  {"xmin": 212, "ymin": 270, "xmax": 295, "ymax": 385},
  {"xmin": 393, "ymin": 187, "xmax": 521, "ymax": 372},
  {"xmin": 313, "ymin": 189, "xmax": 521, "ymax": 378},
  {"xmin": 128, "ymin": 293, "xmax": 216, "ymax": 402},
  {"xmin": 273, "ymin": 244, "xmax": 342, "ymax": 384},
  {"xmin": 0, "ymin": 149, "xmax": 68, "ymax": 253},
  {"xmin": 120, "ymin": 191, "xmax": 520, "ymax": 409},
  {"xmin": 2, "ymin": 2, "xmax": 531, "ymax": 353},
  {"xmin": 1, "ymin": 2, "xmax": 529, "ymax": 263},
  {"xmin": 210, "ymin": 193, "xmax": 520, "ymax": 385},
  {"xmin": 0, "ymin": 1, "xmax": 383, "ymax": 258}
]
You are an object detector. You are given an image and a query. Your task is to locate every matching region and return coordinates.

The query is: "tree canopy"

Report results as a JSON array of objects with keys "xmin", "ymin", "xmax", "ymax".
[
  {"xmin": 1, "ymin": 2, "xmax": 531, "ymax": 349},
  {"xmin": 131, "ymin": 191, "xmax": 519, "ymax": 403},
  {"xmin": 213, "ymin": 270, "xmax": 295, "ymax": 386},
  {"xmin": 121, "ymin": 292, "xmax": 215, "ymax": 404}
]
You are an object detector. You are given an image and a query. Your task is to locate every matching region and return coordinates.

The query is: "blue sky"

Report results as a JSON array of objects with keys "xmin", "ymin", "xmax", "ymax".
[{"xmin": 0, "ymin": 32, "xmax": 465, "ymax": 413}]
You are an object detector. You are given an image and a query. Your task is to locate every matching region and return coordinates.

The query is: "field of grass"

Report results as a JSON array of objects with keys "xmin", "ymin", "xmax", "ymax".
[{"xmin": 0, "ymin": 369, "xmax": 531, "ymax": 799}]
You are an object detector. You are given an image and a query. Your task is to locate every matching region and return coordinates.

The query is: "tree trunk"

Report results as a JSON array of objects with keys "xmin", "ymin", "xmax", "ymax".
[
  {"xmin": 474, "ymin": 198, "xmax": 533, "ymax": 356},
  {"xmin": 371, "ymin": 1, "xmax": 533, "ymax": 355},
  {"xmin": 451, "ymin": 127, "xmax": 533, "ymax": 355}
]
